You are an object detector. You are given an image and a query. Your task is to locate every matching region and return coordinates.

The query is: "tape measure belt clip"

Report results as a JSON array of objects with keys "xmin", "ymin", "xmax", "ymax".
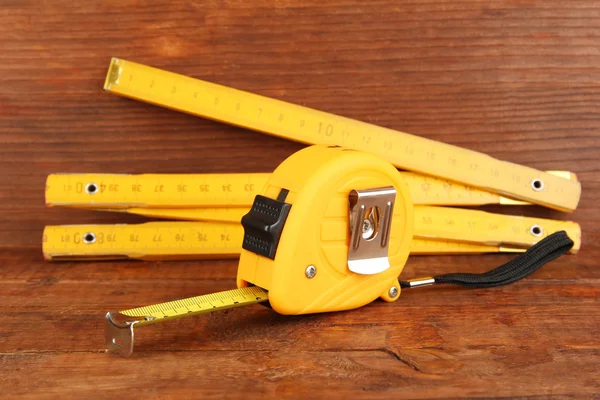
[{"xmin": 348, "ymin": 186, "xmax": 396, "ymax": 275}]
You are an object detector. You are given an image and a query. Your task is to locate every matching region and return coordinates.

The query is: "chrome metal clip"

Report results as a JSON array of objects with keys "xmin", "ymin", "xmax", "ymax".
[{"xmin": 348, "ymin": 186, "xmax": 396, "ymax": 275}]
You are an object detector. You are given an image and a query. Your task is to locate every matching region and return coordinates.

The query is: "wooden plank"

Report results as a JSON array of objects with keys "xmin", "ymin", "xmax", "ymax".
[
  {"xmin": 2, "ymin": 350, "xmax": 599, "ymax": 399},
  {"xmin": 0, "ymin": 0, "xmax": 599, "ymax": 398}
]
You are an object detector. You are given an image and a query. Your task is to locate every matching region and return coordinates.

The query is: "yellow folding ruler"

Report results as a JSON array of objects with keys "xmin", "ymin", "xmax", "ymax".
[
  {"xmin": 45, "ymin": 170, "xmax": 577, "ymax": 210},
  {"xmin": 44, "ymin": 170, "xmax": 581, "ymax": 260},
  {"xmin": 99, "ymin": 146, "xmax": 577, "ymax": 357},
  {"xmin": 102, "ymin": 58, "xmax": 581, "ymax": 212}
]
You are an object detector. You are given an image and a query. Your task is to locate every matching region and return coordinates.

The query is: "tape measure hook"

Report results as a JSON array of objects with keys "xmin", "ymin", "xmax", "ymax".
[{"xmin": 105, "ymin": 311, "xmax": 153, "ymax": 358}]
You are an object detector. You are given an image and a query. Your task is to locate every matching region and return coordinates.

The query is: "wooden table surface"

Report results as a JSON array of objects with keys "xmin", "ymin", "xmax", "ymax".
[{"xmin": 1, "ymin": 1, "xmax": 599, "ymax": 398}]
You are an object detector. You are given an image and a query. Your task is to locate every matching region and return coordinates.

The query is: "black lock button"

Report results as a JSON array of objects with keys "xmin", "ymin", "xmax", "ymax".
[{"xmin": 241, "ymin": 192, "xmax": 291, "ymax": 260}]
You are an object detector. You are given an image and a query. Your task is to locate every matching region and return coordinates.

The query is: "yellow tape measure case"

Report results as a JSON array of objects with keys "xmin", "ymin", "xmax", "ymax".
[{"xmin": 236, "ymin": 146, "xmax": 414, "ymax": 315}]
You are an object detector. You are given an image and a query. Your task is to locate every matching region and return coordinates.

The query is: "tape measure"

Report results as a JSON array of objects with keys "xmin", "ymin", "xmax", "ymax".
[
  {"xmin": 43, "ymin": 206, "xmax": 580, "ymax": 260},
  {"xmin": 106, "ymin": 145, "xmax": 414, "ymax": 356},
  {"xmin": 46, "ymin": 170, "xmax": 576, "ymax": 209},
  {"xmin": 104, "ymin": 145, "xmax": 576, "ymax": 357},
  {"xmin": 103, "ymin": 58, "xmax": 581, "ymax": 212},
  {"xmin": 106, "ymin": 286, "xmax": 269, "ymax": 357}
]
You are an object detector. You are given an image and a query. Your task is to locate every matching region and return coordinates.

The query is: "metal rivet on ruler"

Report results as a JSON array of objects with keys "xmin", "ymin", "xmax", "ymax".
[
  {"xmin": 85, "ymin": 183, "xmax": 98, "ymax": 195},
  {"xmin": 529, "ymin": 225, "xmax": 543, "ymax": 237},
  {"xmin": 83, "ymin": 232, "xmax": 96, "ymax": 244},
  {"xmin": 389, "ymin": 286, "xmax": 399, "ymax": 298},
  {"xmin": 531, "ymin": 179, "xmax": 544, "ymax": 192}
]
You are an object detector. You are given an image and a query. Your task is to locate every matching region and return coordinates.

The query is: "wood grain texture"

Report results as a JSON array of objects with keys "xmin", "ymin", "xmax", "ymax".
[{"xmin": 1, "ymin": 1, "xmax": 599, "ymax": 398}]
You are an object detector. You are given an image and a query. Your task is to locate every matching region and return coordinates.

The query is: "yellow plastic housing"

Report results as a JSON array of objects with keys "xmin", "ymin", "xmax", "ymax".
[{"xmin": 236, "ymin": 145, "xmax": 414, "ymax": 315}]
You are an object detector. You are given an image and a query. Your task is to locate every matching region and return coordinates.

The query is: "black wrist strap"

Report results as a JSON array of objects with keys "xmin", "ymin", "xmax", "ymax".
[{"xmin": 400, "ymin": 231, "xmax": 574, "ymax": 289}]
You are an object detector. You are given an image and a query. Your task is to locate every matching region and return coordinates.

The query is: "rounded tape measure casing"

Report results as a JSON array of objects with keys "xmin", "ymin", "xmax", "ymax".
[{"xmin": 237, "ymin": 145, "xmax": 414, "ymax": 315}]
